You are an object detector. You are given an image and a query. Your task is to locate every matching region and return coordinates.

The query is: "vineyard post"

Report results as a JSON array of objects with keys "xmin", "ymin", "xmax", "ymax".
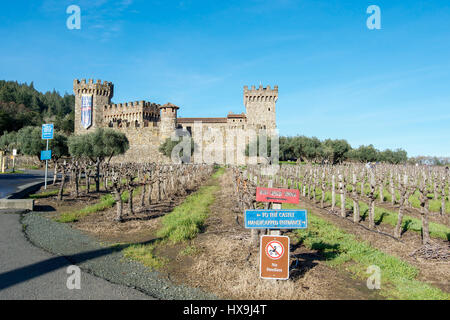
[
  {"xmin": 440, "ymin": 175, "xmax": 446, "ymax": 216},
  {"xmin": 331, "ymin": 174, "xmax": 336, "ymax": 212},
  {"xmin": 268, "ymin": 179, "xmax": 281, "ymax": 236}
]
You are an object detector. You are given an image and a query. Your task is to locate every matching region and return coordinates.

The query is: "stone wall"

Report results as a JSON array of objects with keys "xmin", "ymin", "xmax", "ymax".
[{"xmin": 110, "ymin": 125, "xmax": 170, "ymax": 164}]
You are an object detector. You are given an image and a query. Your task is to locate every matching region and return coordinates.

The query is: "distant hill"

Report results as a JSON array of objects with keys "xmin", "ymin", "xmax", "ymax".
[{"xmin": 0, "ymin": 80, "xmax": 74, "ymax": 134}]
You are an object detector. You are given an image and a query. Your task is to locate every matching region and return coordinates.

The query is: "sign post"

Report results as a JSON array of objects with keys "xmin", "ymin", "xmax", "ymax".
[
  {"xmin": 245, "ymin": 185, "xmax": 307, "ymax": 280},
  {"xmin": 41, "ymin": 124, "xmax": 54, "ymax": 189},
  {"xmin": 12, "ymin": 149, "xmax": 16, "ymax": 173}
]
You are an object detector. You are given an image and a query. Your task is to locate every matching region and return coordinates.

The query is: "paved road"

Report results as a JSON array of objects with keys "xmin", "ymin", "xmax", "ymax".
[
  {"xmin": 0, "ymin": 212, "xmax": 152, "ymax": 300},
  {"xmin": 0, "ymin": 170, "xmax": 52, "ymax": 199}
]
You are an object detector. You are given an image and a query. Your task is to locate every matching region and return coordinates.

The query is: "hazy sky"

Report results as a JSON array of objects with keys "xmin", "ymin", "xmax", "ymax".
[{"xmin": 1, "ymin": 0, "xmax": 449, "ymax": 157}]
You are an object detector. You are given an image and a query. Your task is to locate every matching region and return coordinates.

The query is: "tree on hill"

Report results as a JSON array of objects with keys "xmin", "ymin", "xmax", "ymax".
[
  {"xmin": 0, "ymin": 131, "xmax": 19, "ymax": 153},
  {"xmin": 68, "ymin": 128, "xmax": 129, "ymax": 191},
  {"xmin": 0, "ymin": 80, "xmax": 74, "ymax": 133}
]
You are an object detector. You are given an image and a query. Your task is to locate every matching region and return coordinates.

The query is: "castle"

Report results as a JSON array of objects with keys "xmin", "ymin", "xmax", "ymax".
[{"xmin": 73, "ymin": 79, "xmax": 278, "ymax": 163}]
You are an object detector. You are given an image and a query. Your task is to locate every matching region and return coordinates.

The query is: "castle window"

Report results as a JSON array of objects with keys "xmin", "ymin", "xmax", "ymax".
[
  {"xmin": 186, "ymin": 126, "xmax": 192, "ymax": 135},
  {"xmin": 268, "ymin": 108, "xmax": 270, "ymax": 111}
]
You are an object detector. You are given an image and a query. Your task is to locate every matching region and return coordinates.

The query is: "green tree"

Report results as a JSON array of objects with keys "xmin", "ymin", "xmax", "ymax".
[
  {"xmin": 16, "ymin": 126, "xmax": 69, "ymax": 162},
  {"xmin": 16, "ymin": 126, "xmax": 46, "ymax": 159},
  {"xmin": 322, "ymin": 139, "xmax": 351, "ymax": 164},
  {"xmin": 0, "ymin": 131, "xmax": 18, "ymax": 153},
  {"xmin": 68, "ymin": 128, "xmax": 129, "ymax": 191}
]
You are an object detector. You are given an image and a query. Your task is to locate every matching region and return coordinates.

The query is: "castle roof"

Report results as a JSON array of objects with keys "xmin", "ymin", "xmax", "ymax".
[
  {"xmin": 160, "ymin": 102, "xmax": 179, "ymax": 109},
  {"xmin": 177, "ymin": 117, "xmax": 228, "ymax": 124},
  {"xmin": 227, "ymin": 112, "xmax": 246, "ymax": 119}
]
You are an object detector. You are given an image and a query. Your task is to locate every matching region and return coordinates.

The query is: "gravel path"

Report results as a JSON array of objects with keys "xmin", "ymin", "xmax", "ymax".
[{"xmin": 20, "ymin": 211, "xmax": 216, "ymax": 300}]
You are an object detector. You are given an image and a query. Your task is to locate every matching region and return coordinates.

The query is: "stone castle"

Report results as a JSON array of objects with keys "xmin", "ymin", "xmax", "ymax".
[{"xmin": 73, "ymin": 79, "xmax": 278, "ymax": 163}]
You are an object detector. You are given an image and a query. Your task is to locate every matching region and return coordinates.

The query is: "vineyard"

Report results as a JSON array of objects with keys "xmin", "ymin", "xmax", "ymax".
[
  {"xmin": 28, "ymin": 160, "xmax": 450, "ymax": 299},
  {"xmin": 237, "ymin": 163, "xmax": 450, "ymax": 258}
]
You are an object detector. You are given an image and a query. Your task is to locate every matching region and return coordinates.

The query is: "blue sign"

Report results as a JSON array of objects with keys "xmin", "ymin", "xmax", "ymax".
[
  {"xmin": 245, "ymin": 209, "xmax": 308, "ymax": 229},
  {"xmin": 40, "ymin": 150, "xmax": 52, "ymax": 161},
  {"xmin": 81, "ymin": 94, "xmax": 93, "ymax": 129},
  {"xmin": 42, "ymin": 124, "xmax": 54, "ymax": 140}
]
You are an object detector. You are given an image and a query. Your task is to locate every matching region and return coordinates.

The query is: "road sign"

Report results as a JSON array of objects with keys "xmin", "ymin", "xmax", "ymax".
[
  {"xmin": 245, "ymin": 209, "xmax": 307, "ymax": 229},
  {"xmin": 12, "ymin": 149, "xmax": 17, "ymax": 156},
  {"xmin": 256, "ymin": 187, "xmax": 299, "ymax": 204},
  {"xmin": 42, "ymin": 124, "xmax": 54, "ymax": 140},
  {"xmin": 40, "ymin": 150, "xmax": 52, "ymax": 161},
  {"xmin": 260, "ymin": 235, "xmax": 290, "ymax": 280}
]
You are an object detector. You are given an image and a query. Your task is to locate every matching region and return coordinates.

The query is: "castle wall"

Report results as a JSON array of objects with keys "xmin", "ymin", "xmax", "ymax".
[
  {"xmin": 73, "ymin": 79, "xmax": 278, "ymax": 165},
  {"xmin": 110, "ymin": 125, "xmax": 170, "ymax": 164}
]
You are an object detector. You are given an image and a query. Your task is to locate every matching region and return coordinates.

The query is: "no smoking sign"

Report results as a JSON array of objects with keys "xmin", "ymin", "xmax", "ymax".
[{"xmin": 260, "ymin": 235, "xmax": 290, "ymax": 280}]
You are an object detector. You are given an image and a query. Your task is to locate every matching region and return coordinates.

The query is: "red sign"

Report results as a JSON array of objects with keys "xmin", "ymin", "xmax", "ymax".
[{"xmin": 256, "ymin": 187, "xmax": 299, "ymax": 204}]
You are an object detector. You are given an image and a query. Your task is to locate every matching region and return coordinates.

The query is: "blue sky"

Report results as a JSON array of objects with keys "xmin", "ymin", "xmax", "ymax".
[{"xmin": 1, "ymin": 0, "xmax": 449, "ymax": 157}]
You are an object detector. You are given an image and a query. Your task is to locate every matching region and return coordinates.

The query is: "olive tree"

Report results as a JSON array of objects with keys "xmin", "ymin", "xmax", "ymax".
[{"xmin": 68, "ymin": 128, "xmax": 129, "ymax": 192}]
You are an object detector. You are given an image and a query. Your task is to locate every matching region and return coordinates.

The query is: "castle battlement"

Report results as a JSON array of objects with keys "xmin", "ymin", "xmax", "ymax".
[
  {"xmin": 73, "ymin": 78, "xmax": 114, "ymax": 97},
  {"xmin": 243, "ymin": 84, "xmax": 278, "ymax": 104}
]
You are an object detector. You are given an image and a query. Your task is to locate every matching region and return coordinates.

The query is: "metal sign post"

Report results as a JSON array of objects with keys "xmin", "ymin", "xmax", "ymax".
[
  {"xmin": 45, "ymin": 139, "xmax": 49, "ymax": 189},
  {"xmin": 41, "ymin": 124, "xmax": 54, "ymax": 190},
  {"xmin": 12, "ymin": 149, "xmax": 16, "ymax": 173}
]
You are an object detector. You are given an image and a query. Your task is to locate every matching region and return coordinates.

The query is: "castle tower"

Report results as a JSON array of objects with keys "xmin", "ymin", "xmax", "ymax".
[
  {"xmin": 159, "ymin": 102, "xmax": 179, "ymax": 139},
  {"xmin": 243, "ymin": 84, "xmax": 278, "ymax": 130},
  {"xmin": 73, "ymin": 79, "xmax": 114, "ymax": 134}
]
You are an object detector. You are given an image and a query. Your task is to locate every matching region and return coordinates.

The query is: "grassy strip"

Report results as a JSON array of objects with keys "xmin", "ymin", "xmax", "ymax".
[
  {"xmin": 122, "ymin": 168, "xmax": 224, "ymax": 270},
  {"xmin": 55, "ymin": 194, "xmax": 116, "ymax": 223},
  {"xmin": 0, "ymin": 170, "xmax": 26, "ymax": 174},
  {"xmin": 54, "ymin": 187, "xmax": 140, "ymax": 223},
  {"xmin": 156, "ymin": 168, "xmax": 224, "ymax": 243},
  {"xmin": 29, "ymin": 189, "xmax": 60, "ymax": 199},
  {"xmin": 122, "ymin": 243, "xmax": 168, "ymax": 269},
  {"xmin": 284, "ymin": 203, "xmax": 450, "ymax": 300}
]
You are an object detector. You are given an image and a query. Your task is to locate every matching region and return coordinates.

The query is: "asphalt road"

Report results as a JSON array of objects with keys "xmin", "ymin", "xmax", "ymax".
[
  {"xmin": 0, "ymin": 172, "xmax": 153, "ymax": 300},
  {"xmin": 0, "ymin": 170, "xmax": 51, "ymax": 199},
  {"xmin": 0, "ymin": 212, "xmax": 152, "ymax": 300}
]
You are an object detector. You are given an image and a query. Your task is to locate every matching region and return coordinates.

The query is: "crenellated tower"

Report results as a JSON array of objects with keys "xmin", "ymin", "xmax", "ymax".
[
  {"xmin": 243, "ymin": 84, "xmax": 278, "ymax": 130},
  {"xmin": 73, "ymin": 79, "xmax": 114, "ymax": 134},
  {"xmin": 159, "ymin": 102, "xmax": 179, "ymax": 139}
]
